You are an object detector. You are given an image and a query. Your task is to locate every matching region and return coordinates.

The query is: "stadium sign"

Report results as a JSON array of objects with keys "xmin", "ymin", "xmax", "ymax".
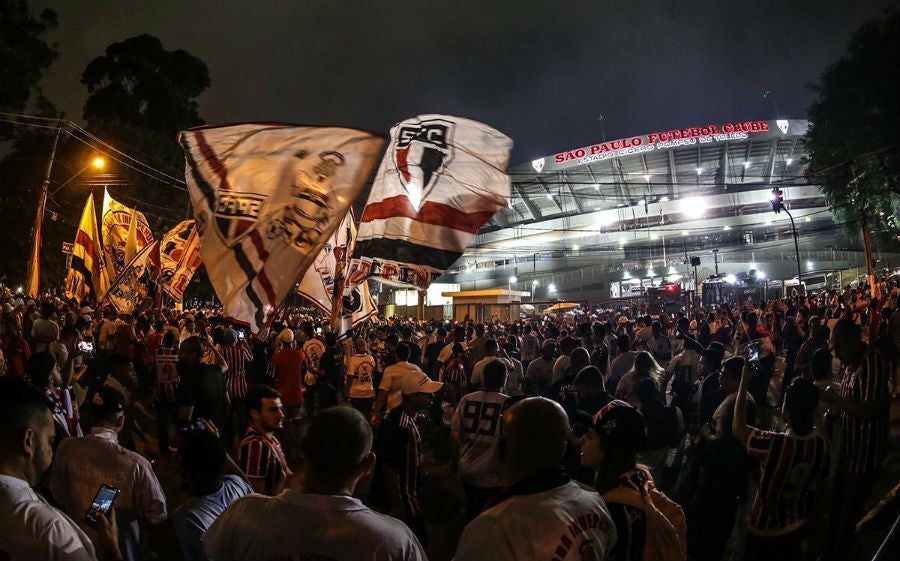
[{"xmin": 532, "ymin": 119, "xmax": 794, "ymax": 173}]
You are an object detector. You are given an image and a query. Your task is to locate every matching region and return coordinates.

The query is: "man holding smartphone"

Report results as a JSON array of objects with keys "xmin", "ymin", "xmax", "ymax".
[
  {"xmin": 50, "ymin": 386, "xmax": 167, "ymax": 561},
  {"xmin": 0, "ymin": 377, "xmax": 121, "ymax": 561}
]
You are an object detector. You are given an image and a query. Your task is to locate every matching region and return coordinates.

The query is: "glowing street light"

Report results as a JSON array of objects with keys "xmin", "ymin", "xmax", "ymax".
[{"xmin": 91, "ymin": 156, "xmax": 106, "ymax": 170}]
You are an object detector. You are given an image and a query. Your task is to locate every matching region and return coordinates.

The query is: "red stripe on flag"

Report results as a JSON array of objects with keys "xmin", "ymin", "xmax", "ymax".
[
  {"xmin": 249, "ymin": 230, "xmax": 277, "ymax": 308},
  {"xmin": 360, "ymin": 195, "xmax": 496, "ymax": 235},
  {"xmin": 194, "ymin": 131, "xmax": 234, "ymax": 192},
  {"xmin": 396, "ymin": 147, "xmax": 411, "ymax": 183}
]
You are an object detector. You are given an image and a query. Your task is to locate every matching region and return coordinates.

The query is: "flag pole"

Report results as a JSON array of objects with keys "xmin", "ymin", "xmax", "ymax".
[{"xmin": 26, "ymin": 120, "xmax": 64, "ymax": 297}]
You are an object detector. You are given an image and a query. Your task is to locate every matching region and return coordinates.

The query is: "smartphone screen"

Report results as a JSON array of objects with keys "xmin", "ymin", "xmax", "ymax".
[
  {"xmin": 85, "ymin": 484, "xmax": 119, "ymax": 523},
  {"xmin": 748, "ymin": 342, "xmax": 760, "ymax": 363},
  {"xmin": 178, "ymin": 420, "xmax": 205, "ymax": 433},
  {"xmin": 78, "ymin": 341, "xmax": 94, "ymax": 353}
]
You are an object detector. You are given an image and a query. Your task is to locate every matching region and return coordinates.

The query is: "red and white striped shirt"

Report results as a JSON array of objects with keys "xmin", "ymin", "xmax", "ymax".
[
  {"xmin": 220, "ymin": 344, "xmax": 252, "ymax": 399},
  {"xmin": 746, "ymin": 428, "xmax": 830, "ymax": 535},
  {"xmin": 839, "ymin": 345, "xmax": 890, "ymax": 475},
  {"xmin": 238, "ymin": 426, "xmax": 288, "ymax": 496}
]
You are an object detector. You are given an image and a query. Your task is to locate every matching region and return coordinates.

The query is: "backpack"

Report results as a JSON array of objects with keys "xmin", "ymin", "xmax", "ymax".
[{"xmin": 604, "ymin": 474, "xmax": 687, "ymax": 561}]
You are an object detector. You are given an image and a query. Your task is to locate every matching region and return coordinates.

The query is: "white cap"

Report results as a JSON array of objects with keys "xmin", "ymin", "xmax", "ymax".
[
  {"xmin": 400, "ymin": 372, "xmax": 443, "ymax": 395},
  {"xmin": 278, "ymin": 328, "xmax": 295, "ymax": 343}
]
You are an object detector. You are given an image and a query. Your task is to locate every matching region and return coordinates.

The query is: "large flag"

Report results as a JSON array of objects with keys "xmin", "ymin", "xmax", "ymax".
[
  {"xmin": 295, "ymin": 210, "xmax": 377, "ymax": 334},
  {"xmin": 159, "ymin": 220, "xmax": 202, "ymax": 303},
  {"xmin": 349, "ymin": 114, "xmax": 512, "ymax": 290},
  {"xmin": 180, "ymin": 123, "xmax": 383, "ymax": 333},
  {"xmin": 101, "ymin": 188, "xmax": 155, "ymax": 277},
  {"xmin": 104, "ymin": 241, "xmax": 159, "ymax": 314},
  {"xmin": 64, "ymin": 194, "xmax": 111, "ymax": 301}
]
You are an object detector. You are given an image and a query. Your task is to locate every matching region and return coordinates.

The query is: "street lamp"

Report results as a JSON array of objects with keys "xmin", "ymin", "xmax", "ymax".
[
  {"xmin": 25, "ymin": 153, "xmax": 107, "ymax": 296},
  {"xmin": 508, "ymin": 275, "xmax": 517, "ymax": 292}
]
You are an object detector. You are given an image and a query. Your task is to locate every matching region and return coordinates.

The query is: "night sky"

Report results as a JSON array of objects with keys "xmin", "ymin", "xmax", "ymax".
[{"xmin": 37, "ymin": 0, "xmax": 899, "ymax": 165}]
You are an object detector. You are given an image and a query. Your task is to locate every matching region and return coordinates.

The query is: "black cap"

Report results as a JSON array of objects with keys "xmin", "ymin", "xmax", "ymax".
[
  {"xmin": 591, "ymin": 400, "xmax": 647, "ymax": 451},
  {"xmin": 89, "ymin": 386, "xmax": 125, "ymax": 417}
]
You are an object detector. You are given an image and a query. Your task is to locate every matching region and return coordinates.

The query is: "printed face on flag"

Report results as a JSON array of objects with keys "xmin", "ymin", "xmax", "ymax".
[
  {"xmin": 181, "ymin": 123, "xmax": 383, "ymax": 334},
  {"xmin": 159, "ymin": 220, "xmax": 202, "ymax": 302},
  {"xmin": 101, "ymin": 190, "xmax": 154, "ymax": 275}
]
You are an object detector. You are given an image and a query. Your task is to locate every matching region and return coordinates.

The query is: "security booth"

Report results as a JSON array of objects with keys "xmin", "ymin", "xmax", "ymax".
[{"xmin": 441, "ymin": 289, "xmax": 530, "ymax": 323}]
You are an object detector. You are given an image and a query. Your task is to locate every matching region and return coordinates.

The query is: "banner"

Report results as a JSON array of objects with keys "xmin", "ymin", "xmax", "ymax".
[
  {"xmin": 104, "ymin": 241, "xmax": 159, "ymax": 314},
  {"xmin": 349, "ymin": 114, "xmax": 512, "ymax": 289},
  {"xmin": 159, "ymin": 220, "xmax": 202, "ymax": 303},
  {"xmin": 180, "ymin": 123, "xmax": 383, "ymax": 334},
  {"xmin": 64, "ymin": 193, "xmax": 111, "ymax": 302},
  {"xmin": 101, "ymin": 188, "xmax": 154, "ymax": 277},
  {"xmin": 295, "ymin": 210, "xmax": 377, "ymax": 334}
]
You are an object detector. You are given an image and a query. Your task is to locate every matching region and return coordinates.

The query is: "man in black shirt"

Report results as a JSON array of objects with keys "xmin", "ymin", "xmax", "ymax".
[
  {"xmin": 423, "ymin": 327, "xmax": 447, "ymax": 378},
  {"xmin": 177, "ymin": 336, "xmax": 229, "ymax": 430},
  {"xmin": 316, "ymin": 332, "xmax": 344, "ymax": 411}
]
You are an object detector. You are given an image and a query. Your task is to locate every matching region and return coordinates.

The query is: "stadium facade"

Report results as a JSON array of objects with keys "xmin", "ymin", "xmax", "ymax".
[{"xmin": 390, "ymin": 119, "xmax": 891, "ymax": 307}]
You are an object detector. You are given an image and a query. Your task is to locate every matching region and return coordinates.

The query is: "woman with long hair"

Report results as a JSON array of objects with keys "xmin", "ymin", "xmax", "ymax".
[{"xmin": 615, "ymin": 351, "xmax": 664, "ymax": 406}]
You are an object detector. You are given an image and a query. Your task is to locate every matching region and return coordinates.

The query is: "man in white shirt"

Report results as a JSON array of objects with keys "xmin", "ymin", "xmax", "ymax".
[
  {"xmin": 51, "ymin": 386, "xmax": 167, "ymax": 561},
  {"xmin": 0, "ymin": 377, "xmax": 120, "ymax": 561},
  {"xmin": 454, "ymin": 397, "xmax": 617, "ymax": 560},
  {"xmin": 470, "ymin": 339, "xmax": 512, "ymax": 390},
  {"xmin": 204, "ymin": 406, "xmax": 426, "ymax": 561},
  {"xmin": 452, "ymin": 361, "xmax": 509, "ymax": 520},
  {"xmin": 370, "ymin": 343, "xmax": 425, "ymax": 423}
]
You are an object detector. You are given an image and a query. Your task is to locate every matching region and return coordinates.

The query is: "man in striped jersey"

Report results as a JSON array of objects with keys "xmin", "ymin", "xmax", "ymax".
[
  {"xmin": 820, "ymin": 318, "xmax": 890, "ymax": 560},
  {"xmin": 220, "ymin": 329, "xmax": 253, "ymax": 444},
  {"xmin": 733, "ymin": 365, "xmax": 829, "ymax": 561},
  {"xmin": 373, "ymin": 371, "xmax": 443, "ymax": 546},
  {"xmin": 238, "ymin": 385, "xmax": 290, "ymax": 496}
]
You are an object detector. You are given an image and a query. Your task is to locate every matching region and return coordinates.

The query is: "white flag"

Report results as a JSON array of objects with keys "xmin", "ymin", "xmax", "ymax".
[
  {"xmin": 294, "ymin": 210, "xmax": 377, "ymax": 335},
  {"xmin": 349, "ymin": 114, "xmax": 512, "ymax": 289},
  {"xmin": 104, "ymin": 241, "xmax": 159, "ymax": 314},
  {"xmin": 159, "ymin": 220, "xmax": 202, "ymax": 303},
  {"xmin": 180, "ymin": 123, "xmax": 383, "ymax": 334}
]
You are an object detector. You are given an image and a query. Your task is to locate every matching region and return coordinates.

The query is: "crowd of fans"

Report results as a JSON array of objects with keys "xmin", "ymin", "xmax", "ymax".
[{"xmin": 0, "ymin": 277, "xmax": 899, "ymax": 560}]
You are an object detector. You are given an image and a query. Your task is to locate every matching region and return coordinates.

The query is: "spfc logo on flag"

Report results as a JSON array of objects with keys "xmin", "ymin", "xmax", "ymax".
[
  {"xmin": 394, "ymin": 118, "xmax": 454, "ymax": 208},
  {"xmin": 532, "ymin": 158, "xmax": 545, "ymax": 173},
  {"xmin": 214, "ymin": 191, "xmax": 268, "ymax": 246},
  {"xmin": 776, "ymin": 120, "xmax": 789, "ymax": 134}
]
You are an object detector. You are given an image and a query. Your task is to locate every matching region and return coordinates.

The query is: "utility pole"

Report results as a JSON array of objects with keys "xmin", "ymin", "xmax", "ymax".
[
  {"xmin": 25, "ymin": 120, "xmax": 64, "ymax": 297},
  {"xmin": 712, "ymin": 249, "xmax": 719, "ymax": 276},
  {"xmin": 850, "ymin": 164, "xmax": 876, "ymax": 296}
]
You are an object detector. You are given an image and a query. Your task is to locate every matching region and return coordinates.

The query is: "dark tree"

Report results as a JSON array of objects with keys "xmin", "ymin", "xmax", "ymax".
[
  {"xmin": 0, "ymin": 0, "xmax": 58, "ymax": 118},
  {"xmin": 805, "ymin": 10, "xmax": 900, "ymax": 245},
  {"xmin": 0, "ymin": 34, "xmax": 211, "ymax": 288},
  {"xmin": 78, "ymin": 33, "xmax": 211, "ymax": 237}
]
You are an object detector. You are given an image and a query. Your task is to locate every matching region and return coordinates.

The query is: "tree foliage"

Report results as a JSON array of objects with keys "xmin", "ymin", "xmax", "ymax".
[
  {"xmin": 0, "ymin": 33, "xmax": 211, "ymax": 288},
  {"xmin": 805, "ymin": 10, "xmax": 900, "ymax": 244},
  {"xmin": 77, "ymin": 33, "xmax": 211, "ymax": 244},
  {"xmin": 0, "ymin": 0, "xmax": 58, "ymax": 138}
]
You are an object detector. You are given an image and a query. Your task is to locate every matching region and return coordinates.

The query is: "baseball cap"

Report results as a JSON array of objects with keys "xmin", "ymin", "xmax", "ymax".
[
  {"xmin": 400, "ymin": 372, "xmax": 444, "ymax": 395},
  {"xmin": 278, "ymin": 328, "xmax": 295, "ymax": 343},
  {"xmin": 590, "ymin": 400, "xmax": 647, "ymax": 450},
  {"xmin": 90, "ymin": 386, "xmax": 126, "ymax": 417}
]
